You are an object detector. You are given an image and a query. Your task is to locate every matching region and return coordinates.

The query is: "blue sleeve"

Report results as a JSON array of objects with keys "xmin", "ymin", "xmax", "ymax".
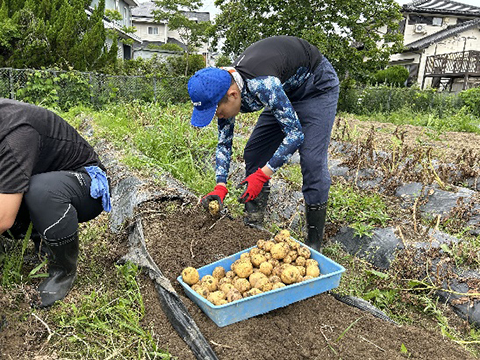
[
  {"xmin": 215, "ymin": 116, "xmax": 235, "ymax": 184},
  {"xmin": 246, "ymin": 76, "xmax": 304, "ymax": 172}
]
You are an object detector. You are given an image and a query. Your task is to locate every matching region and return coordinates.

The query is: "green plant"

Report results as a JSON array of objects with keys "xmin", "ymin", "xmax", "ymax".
[{"xmin": 374, "ymin": 65, "xmax": 409, "ymax": 87}]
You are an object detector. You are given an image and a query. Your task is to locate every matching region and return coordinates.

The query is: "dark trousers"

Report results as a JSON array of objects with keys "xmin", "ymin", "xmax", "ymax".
[
  {"xmin": 15, "ymin": 170, "xmax": 103, "ymax": 244},
  {"xmin": 243, "ymin": 57, "xmax": 339, "ymax": 205}
]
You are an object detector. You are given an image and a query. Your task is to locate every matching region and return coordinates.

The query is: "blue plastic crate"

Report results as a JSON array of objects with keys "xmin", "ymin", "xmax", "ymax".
[{"xmin": 177, "ymin": 238, "xmax": 346, "ymax": 327}]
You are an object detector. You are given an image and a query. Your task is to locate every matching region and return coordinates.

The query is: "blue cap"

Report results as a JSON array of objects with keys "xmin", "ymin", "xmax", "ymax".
[{"xmin": 188, "ymin": 68, "xmax": 232, "ymax": 127}]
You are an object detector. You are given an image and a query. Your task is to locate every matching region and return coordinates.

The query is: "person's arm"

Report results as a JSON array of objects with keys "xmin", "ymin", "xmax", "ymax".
[
  {"xmin": 215, "ymin": 116, "xmax": 235, "ymax": 185},
  {"xmin": 246, "ymin": 76, "xmax": 304, "ymax": 173},
  {"xmin": 0, "ymin": 193, "xmax": 23, "ymax": 234}
]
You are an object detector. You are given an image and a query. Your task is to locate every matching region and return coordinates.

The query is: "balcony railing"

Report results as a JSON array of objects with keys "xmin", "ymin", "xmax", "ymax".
[{"xmin": 425, "ymin": 50, "xmax": 480, "ymax": 76}]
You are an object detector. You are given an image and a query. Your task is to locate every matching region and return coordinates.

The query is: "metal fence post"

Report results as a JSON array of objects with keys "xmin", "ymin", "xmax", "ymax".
[{"xmin": 9, "ymin": 68, "xmax": 14, "ymax": 99}]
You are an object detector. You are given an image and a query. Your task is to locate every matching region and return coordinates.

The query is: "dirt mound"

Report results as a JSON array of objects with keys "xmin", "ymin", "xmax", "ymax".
[{"xmin": 137, "ymin": 199, "xmax": 475, "ymax": 360}]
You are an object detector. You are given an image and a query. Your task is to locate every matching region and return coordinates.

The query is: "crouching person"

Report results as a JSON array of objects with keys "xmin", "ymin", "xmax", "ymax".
[{"xmin": 0, "ymin": 99, "xmax": 111, "ymax": 307}]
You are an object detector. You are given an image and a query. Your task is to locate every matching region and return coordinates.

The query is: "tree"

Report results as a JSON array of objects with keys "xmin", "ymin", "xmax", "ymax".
[
  {"xmin": 152, "ymin": 0, "xmax": 210, "ymax": 76},
  {"xmin": 212, "ymin": 0, "xmax": 404, "ymax": 83},
  {"xmin": 0, "ymin": 0, "xmax": 113, "ymax": 71}
]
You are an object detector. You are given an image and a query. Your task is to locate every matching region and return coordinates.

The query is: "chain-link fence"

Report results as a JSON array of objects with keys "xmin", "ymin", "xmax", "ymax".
[{"xmin": 0, "ymin": 68, "xmax": 189, "ymax": 109}]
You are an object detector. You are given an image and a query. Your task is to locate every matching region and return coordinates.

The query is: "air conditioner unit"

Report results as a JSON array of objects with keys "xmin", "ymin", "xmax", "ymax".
[{"xmin": 414, "ymin": 24, "xmax": 427, "ymax": 34}]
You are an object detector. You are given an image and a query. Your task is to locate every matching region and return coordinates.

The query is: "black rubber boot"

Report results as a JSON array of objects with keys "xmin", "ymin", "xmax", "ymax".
[
  {"xmin": 244, "ymin": 185, "xmax": 270, "ymax": 228},
  {"xmin": 305, "ymin": 202, "xmax": 328, "ymax": 252},
  {"xmin": 37, "ymin": 233, "xmax": 79, "ymax": 308}
]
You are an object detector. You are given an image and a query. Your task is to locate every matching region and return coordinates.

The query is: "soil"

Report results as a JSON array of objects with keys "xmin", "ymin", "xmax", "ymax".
[{"xmin": 136, "ymin": 199, "xmax": 476, "ymax": 360}]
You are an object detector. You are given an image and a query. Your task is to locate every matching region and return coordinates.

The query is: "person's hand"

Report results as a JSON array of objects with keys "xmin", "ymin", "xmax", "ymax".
[
  {"xmin": 237, "ymin": 168, "xmax": 271, "ymax": 203},
  {"xmin": 201, "ymin": 184, "xmax": 228, "ymax": 211}
]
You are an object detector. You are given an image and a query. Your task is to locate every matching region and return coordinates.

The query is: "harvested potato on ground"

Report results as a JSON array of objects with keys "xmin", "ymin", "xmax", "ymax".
[
  {"xmin": 234, "ymin": 278, "xmax": 251, "ymax": 293},
  {"xmin": 271, "ymin": 242, "xmax": 290, "ymax": 260},
  {"xmin": 207, "ymin": 290, "xmax": 226, "ymax": 305},
  {"xmin": 201, "ymin": 275, "xmax": 218, "ymax": 291},
  {"xmin": 274, "ymin": 229, "xmax": 291, "ymax": 242},
  {"xmin": 280, "ymin": 264, "xmax": 301, "ymax": 284},
  {"xmin": 181, "ymin": 267, "xmax": 200, "ymax": 285},
  {"xmin": 298, "ymin": 246, "xmax": 311, "ymax": 259},
  {"xmin": 249, "ymin": 272, "xmax": 267, "ymax": 288},
  {"xmin": 272, "ymin": 282, "xmax": 286, "ymax": 290},
  {"xmin": 295, "ymin": 256, "xmax": 306, "ymax": 267},
  {"xmin": 226, "ymin": 289, "xmax": 243, "ymax": 302},
  {"xmin": 243, "ymin": 288, "xmax": 263, "ymax": 297},
  {"xmin": 232, "ymin": 258, "xmax": 254, "ymax": 278},
  {"xmin": 212, "ymin": 266, "xmax": 225, "ymax": 279},
  {"xmin": 264, "ymin": 240, "xmax": 275, "ymax": 252},
  {"xmin": 259, "ymin": 261, "xmax": 273, "ymax": 276},
  {"xmin": 251, "ymin": 253, "xmax": 267, "ymax": 267},
  {"xmin": 306, "ymin": 265, "xmax": 321, "ymax": 277},
  {"xmin": 208, "ymin": 200, "xmax": 220, "ymax": 215}
]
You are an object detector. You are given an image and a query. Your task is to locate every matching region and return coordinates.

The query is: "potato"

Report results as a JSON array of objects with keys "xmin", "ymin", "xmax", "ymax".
[
  {"xmin": 305, "ymin": 259, "xmax": 318, "ymax": 267},
  {"xmin": 298, "ymin": 246, "xmax": 311, "ymax": 259},
  {"xmin": 240, "ymin": 252, "xmax": 250, "ymax": 260},
  {"xmin": 268, "ymin": 275, "xmax": 282, "ymax": 284},
  {"xmin": 251, "ymin": 253, "xmax": 267, "ymax": 267},
  {"xmin": 243, "ymin": 288, "xmax": 263, "ymax": 298},
  {"xmin": 287, "ymin": 250, "xmax": 298, "ymax": 261},
  {"xmin": 181, "ymin": 267, "xmax": 200, "ymax": 285},
  {"xmin": 191, "ymin": 284, "xmax": 202, "ymax": 292},
  {"xmin": 272, "ymin": 282, "xmax": 286, "ymax": 290},
  {"xmin": 208, "ymin": 200, "xmax": 220, "ymax": 215},
  {"xmin": 220, "ymin": 283, "xmax": 235, "ymax": 294},
  {"xmin": 274, "ymin": 229, "xmax": 291, "ymax": 242},
  {"xmin": 218, "ymin": 277, "xmax": 232, "ymax": 287},
  {"xmin": 253, "ymin": 276, "xmax": 270, "ymax": 290},
  {"xmin": 257, "ymin": 239, "xmax": 266, "ymax": 249},
  {"xmin": 303, "ymin": 275, "xmax": 315, "ymax": 281},
  {"xmin": 296, "ymin": 266, "xmax": 306, "ymax": 277},
  {"xmin": 280, "ymin": 264, "xmax": 300, "ymax": 284},
  {"xmin": 295, "ymin": 256, "xmax": 306, "ymax": 267},
  {"xmin": 249, "ymin": 272, "xmax": 267, "ymax": 288},
  {"xmin": 225, "ymin": 270, "xmax": 235, "ymax": 279},
  {"xmin": 259, "ymin": 261, "xmax": 273, "ymax": 276},
  {"xmin": 195, "ymin": 287, "xmax": 209, "ymax": 298},
  {"xmin": 232, "ymin": 258, "xmax": 254, "ymax": 278},
  {"xmin": 283, "ymin": 254, "xmax": 294, "ymax": 264},
  {"xmin": 264, "ymin": 240, "xmax": 275, "ymax": 252},
  {"xmin": 249, "ymin": 248, "xmax": 262, "ymax": 257},
  {"xmin": 271, "ymin": 242, "xmax": 290, "ymax": 260},
  {"xmin": 268, "ymin": 259, "xmax": 280, "ymax": 268},
  {"xmin": 226, "ymin": 289, "xmax": 243, "ymax": 302},
  {"xmin": 259, "ymin": 281, "xmax": 273, "ymax": 292},
  {"xmin": 207, "ymin": 290, "xmax": 226, "ymax": 305},
  {"xmin": 264, "ymin": 252, "xmax": 272, "ymax": 261},
  {"xmin": 234, "ymin": 278, "xmax": 251, "ymax": 293},
  {"xmin": 306, "ymin": 265, "xmax": 321, "ymax": 277},
  {"xmin": 201, "ymin": 275, "xmax": 218, "ymax": 291},
  {"xmin": 212, "ymin": 266, "xmax": 225, "ymax": 280}
]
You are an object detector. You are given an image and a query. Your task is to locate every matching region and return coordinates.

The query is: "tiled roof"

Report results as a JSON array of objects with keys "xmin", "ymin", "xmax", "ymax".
[
  {"xmin": 405, "ymin": 18, "xmax": 480, "ymax": 50},
  {"xmin": 132, "ymin": 1, "xmax": 210, "ymax": 22},
  {"xmin": 402, "ymin": 0, "xmax": 480, "ymax": 16}
]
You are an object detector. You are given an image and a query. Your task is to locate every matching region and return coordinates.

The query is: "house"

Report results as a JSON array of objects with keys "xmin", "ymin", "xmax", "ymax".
[
  {"xmin": 131, "ymin": 1, "xmax": 210, "ymax": 61},
  {"xmin": 89, "ymin": 0, "xmax": 143, "ymax": 60},
  {"xmin": 390, "ymin": 0, "xmax": 480, "ymax": 91}
]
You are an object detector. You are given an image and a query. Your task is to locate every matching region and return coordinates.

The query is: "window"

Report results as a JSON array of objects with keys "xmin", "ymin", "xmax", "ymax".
[
  {"xmin": 432, "ymin": 17, "xmax": 443, "ymax": 26},
  {"xmin": 148, "ymin": 27, "xmax": 159, "ymax": 35}
]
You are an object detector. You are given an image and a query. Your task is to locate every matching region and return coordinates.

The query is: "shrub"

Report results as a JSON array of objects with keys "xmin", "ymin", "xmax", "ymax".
[
  {"xmin": 458, "ymin": 87, "xmax": 480, "ymax": 118},
  {"xmin": 374, "ymin": 65, "xmax": 409, "ymax": 87}
]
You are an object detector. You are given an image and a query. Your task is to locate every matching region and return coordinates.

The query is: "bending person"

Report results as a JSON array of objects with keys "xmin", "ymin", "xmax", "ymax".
[
  {"xmin": 0, "ymin": 99, "xmax": 111, "ymax": 307},
  {"xmin": 188, "ymin": 36, "xmax": 339, "ymax": 251}
]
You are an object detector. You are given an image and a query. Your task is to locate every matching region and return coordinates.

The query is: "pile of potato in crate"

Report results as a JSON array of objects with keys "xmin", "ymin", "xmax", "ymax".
[{"xmin": 181, "ymin": 230, "xmax": 322, "ymax": 306}]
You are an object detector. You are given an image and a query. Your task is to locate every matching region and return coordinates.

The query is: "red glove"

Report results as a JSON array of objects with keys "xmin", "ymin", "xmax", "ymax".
[
  {"xmin": 237, "ymin": 168, "xmax": 271, "ymax": 203},
  {"xmin": 201, "ymin": 184, "xmax": 228, "ymax": 210}
]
